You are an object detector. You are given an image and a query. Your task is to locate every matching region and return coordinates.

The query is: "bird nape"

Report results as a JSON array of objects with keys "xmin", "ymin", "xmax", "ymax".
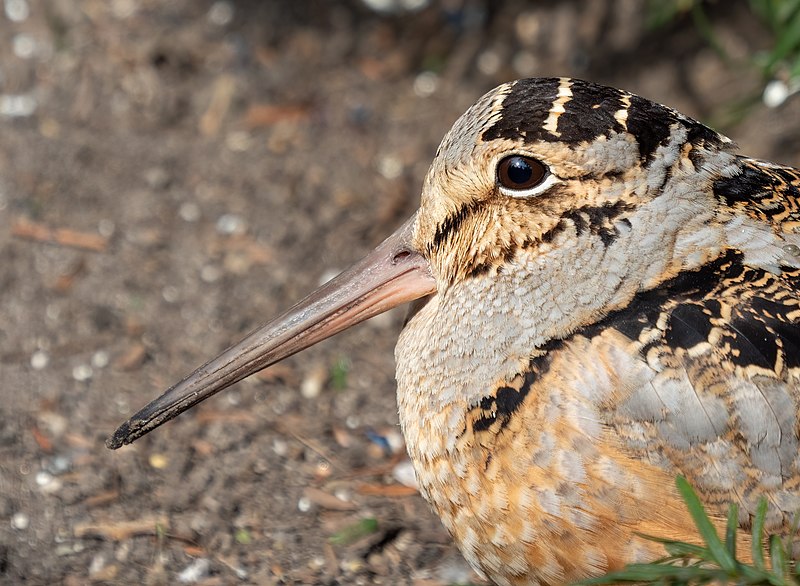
[{"xmin": 108, "ymin": 77, "xmax": 800, "ymax": 586}]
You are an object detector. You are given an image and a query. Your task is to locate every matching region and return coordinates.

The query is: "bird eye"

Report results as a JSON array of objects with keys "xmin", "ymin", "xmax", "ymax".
[{"xmin": 497, "ymin": 155, "xmax": 547, "ymax": 191}]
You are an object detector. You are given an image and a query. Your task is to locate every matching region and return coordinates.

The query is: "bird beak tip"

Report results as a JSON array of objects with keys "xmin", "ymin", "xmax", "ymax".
[{"xmin": 107, "ymin": 213, "xmax": 435, "ymax": 448}]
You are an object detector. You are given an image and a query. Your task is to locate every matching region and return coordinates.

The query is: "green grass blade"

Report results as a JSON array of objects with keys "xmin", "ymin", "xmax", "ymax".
[
  {"xmin": 675, "ymin": 476, "xmax": 737, "ymax": 574},
  {"xmin": 726, "ymin": 502, "xmax": 739, "ymax": 557},
  {"xmin": 753, "ymin": 497, "xmax": 768, "ymax": 571},
  {"xmin": 770, "ymin": 533, "xmax": 787, "ymax": 581}
]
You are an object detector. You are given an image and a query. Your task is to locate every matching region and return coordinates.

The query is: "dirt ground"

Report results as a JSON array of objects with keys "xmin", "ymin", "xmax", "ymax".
[{"xmin": 2, "ymin": 1, "xmax": 800, "ymax": 584}]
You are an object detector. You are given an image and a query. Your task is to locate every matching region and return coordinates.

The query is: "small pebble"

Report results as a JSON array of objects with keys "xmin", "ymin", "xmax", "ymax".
[
  {"xmin": 301, "ymin": 367, "xmax": 325, "ymax": 399},
  {"xmin": 72, "ymin": 364, "xmax": 93, "ymax": 382},
  {"xmin": 208, "ymin": 1, "xmax": 234, "ymax": 26},
  {"xmin": 216, "ymin": 213, "xmax": 245, "ymax": 235},
  {"xmin": 177, "ymin": 558, "xmax": 210, "ymax": 584},
  {"xmin": 0, "ymin": 94, "xmax": 37, "ymax": 117},
  {"xmin": 88, "ymin": 553, "xmax": 106, "ymax": 577},
  {"xmin": 149, "ymin": 454, "xmax": 169, "ymax": 469},
  {"xmin": 91, "ymin": 350, "xmax": 109, "ymax": 369},
  {"xmin": 345, "ymin": 415, "xmax": 360, "ymax": 429},
  {"xmin": 11, "ymin": 512, "xmax": 29, "ymax": 530},
  {"xmin": 161, "ymin": 285, "xmax": 179, "ymax": 303},
  {"xmin": 36, "ymin": 471, "xmax": 63, "ymax": 494},
  {"xmin": 30, "ymin": 350, "xmax": 49, "ymax": 370},
  {"xmin": 143, "ymin": 167, "xmax": 170, "ymax": 190},
  {"xmin": 179, "ymin": 201, "xmax": 201, "ymax": 222},
  {"xmin": 413, "ymin": 71, "xmax": 438, "ymax": 98},
  {"xmin": 110, "ymin": 0, "xmax": 136, "ymax": 19},
  {"xmin": 225, "ymin": 130, "xmax": 252, "ymax": 152},
  {"xmin": 333, "ymin": 487, "xmax": 351, "ymax": 503},
  {"xmin": 377, "ymin": 155, "xmax": 403, "ymax": 180},
  {"xmin": 200, "ymin": 264, "xmax": 222, "ymax": 283},
  {"xmin": 4, "ymin": 0, "xmax": 29, "ymax": 22},
  {"xmin": 11, "ymin": 33, "xmax": 36, "ymax": 59},
  {"xmin": 272, "ymin": 438, "xmax": 288, "ymax": 457},
  {"xmin": 98, "ymin": 219, "xmax": 115, "ymax": 237},
  {"xmin": 49, "ymin": 455, "xmax": 71, "ymax": 474},
  {"xmin": 764, "ymin": 79, "xmax": 790, "ymax": 108},
  {"xmin": 297, "ymin": 496, "xmax": 311, "ymax": 512}
]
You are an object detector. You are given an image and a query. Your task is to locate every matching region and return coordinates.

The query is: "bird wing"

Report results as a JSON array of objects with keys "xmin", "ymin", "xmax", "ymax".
[{"xmin": 593, "ymin": 158, "xmax": 800, "ymax": 529}]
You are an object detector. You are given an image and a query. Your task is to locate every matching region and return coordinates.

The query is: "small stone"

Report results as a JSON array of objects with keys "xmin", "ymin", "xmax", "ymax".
[
  {"xmin": 0, "ymin": 94, "xmax": 36, "ymax": 117},
  {"xmin": 179, "ymin": 202, "xmax": 201, "ymax": 222},
  {"xmin": 11, "ymin": 512, "xmax": 29, "ymax": 530},
  {"xmin": 161, "ymin": 286, "xmax": 179, "ymax": 303},
  {"xmin": 764, "ymin": 80, "xmax": 790, "ymax": 108},
  {"xmin": 72, "ymin": 364, "xmax": 93, "ymax": 382},
  {"xmin": 91, "ymin": 350, "xmax": 109, "ymax": 369},
  {"xmin": 216, "ymin": 213, "xmax": 246, "ymax": 235},
  {"xmin": 225, "ymin": 130, "xmax": 252, "ymax": 152},
  {"xmin": 377, "ymin": 155, "xmax": 403, "ymax": 180},
  {"xmin": 208, "ymin": 1, "xmax": 234, "ymax": 26},
  {"xmin": 413, "ymin": 71, "xmax": 438, "ymax": 98},
  {"xmin": 98, "ymin": 219, "xmax": 116, "ymax": 237},
  {"xmin": 272, "ymin": 438, "xmax": 288, "ymax": 457},
  {"xmin": 300, "ymin": 366, "xmax": 326, "ymax": 399},
  {"xmin": 149, "ymin": 454, "xmax": 168, "ymax": 469},
  {"xmin": 36, "ymin": 471, "xmax": 63, "ymax": 494},
  {"xmin": 200, "ymin": 264, "xmax": 222, "ymax": 283},
  {"xmin": 297, "ymin": 496, "xmax": 311, "ymax": 512},
  {"xmin": 30, "ymin": 350, "xmax": 49, "ymax": 370},
  {"xmin": 12, "ymin": 33, "xmax": 36, "ymax": 59},
  {"xmin": 177, "ymin": 558, "xmax": 210, "ymax": 583},
  {"xmin": 144, "ymin": 167, "xmax": 170, "ymax": 190},
  {"xmin": 4, "ymin": 0, "xmax": 29, "ymax": 22}
]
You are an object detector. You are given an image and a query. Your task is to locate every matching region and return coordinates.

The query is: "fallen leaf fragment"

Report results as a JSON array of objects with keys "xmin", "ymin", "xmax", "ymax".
[
  {"xmin": 12, "ymin": 217, "xmax": 108, "ymax": 252},
  {"xmin": 74, "ymin": 515, "xmax": 169, "ymax": 541}
]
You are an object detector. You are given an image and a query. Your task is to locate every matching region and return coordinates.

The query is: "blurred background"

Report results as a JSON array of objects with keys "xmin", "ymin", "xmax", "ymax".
[{"xmin": 2, "ymin": 1, "xmax": 800, "ymax": 584}]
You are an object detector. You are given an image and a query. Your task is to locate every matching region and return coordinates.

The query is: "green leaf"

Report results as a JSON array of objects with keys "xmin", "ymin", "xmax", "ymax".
[
  {"xmin": 328, "ymin": 517, "xmax": 378, "ymax": 546},
  {"xmin": 675, "ymin": 476, "xmax": 737, "ymax": 574},
  {"xmin": 235, "ymin": 528, "xmax": 252, "ymax": 545},
  {"xmin": 331, "ymin": 357, "xmax": 350, "ymax": 391}
]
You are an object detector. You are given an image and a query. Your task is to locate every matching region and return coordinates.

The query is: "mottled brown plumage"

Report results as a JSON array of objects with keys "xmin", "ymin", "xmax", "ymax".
[{"xmin": 110, "ymin": 78, "xmax": 800, "ymax": 586}]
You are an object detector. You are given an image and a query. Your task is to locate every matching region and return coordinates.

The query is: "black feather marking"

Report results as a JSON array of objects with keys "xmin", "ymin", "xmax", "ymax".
[
  {"xmin": 481, "ymin": 78, "xmax": 560, "ymax": 143},
  {"xmin": 625, "ymin": 94, "xmax": 676, "ymax": 163},
  {"xmin": 665, "ymin": 304, "xmax": 714, "ymax": 350}
]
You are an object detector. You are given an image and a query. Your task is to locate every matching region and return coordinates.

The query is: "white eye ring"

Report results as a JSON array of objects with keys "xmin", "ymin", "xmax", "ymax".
[
  {"xmin": 498, "ymin": 172, "xmax": 560, "ymax": 198},
  {"xmin": 495, "ymin": 154, "xmax": 559, "ymax": 198}
]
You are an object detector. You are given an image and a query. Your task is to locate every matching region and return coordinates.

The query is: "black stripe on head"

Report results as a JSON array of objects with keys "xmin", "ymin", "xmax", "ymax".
[
  {"xmin": 554, "ymin": 81, "xmax": 627, "ymax": 143},
  {"xmin": 625, "ymin": 94, "xmax": 677, "ymax": 162},
  {"xmin": 481, "ymin": 78, "xmax": 560, "ymax": 143}
]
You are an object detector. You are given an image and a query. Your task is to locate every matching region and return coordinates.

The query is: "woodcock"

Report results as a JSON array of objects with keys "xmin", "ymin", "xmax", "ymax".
[{"xmin": 109, "ymin": 78, "xmax": 800, "ymax": 586}]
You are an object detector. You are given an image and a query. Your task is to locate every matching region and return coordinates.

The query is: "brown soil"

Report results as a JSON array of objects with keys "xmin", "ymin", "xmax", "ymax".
[{"xmin": 2, "ymin": 1, "xmax": 799, "ymax": 584}]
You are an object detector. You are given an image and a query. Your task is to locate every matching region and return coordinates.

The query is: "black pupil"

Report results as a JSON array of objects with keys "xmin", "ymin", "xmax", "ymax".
[{"xmin": 507, "ymin": 157, "xmax": 533, "ymax": 185}]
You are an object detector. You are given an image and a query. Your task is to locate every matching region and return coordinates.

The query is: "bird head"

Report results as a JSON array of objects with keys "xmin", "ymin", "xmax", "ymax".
[{"xmin": 108, "ymin": 77, "xmax": 736, "ymax": 448}]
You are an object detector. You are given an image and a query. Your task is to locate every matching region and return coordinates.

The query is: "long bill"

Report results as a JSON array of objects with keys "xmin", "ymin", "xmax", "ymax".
[{"xmin": 107, "ymin": 214, "xmax": 436, "ymax": 449}]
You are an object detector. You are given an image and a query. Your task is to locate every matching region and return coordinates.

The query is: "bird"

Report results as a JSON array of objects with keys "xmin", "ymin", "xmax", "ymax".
[{"xmin": 108, "ymin": 77, "xmax": 800, "ymax": 586}]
